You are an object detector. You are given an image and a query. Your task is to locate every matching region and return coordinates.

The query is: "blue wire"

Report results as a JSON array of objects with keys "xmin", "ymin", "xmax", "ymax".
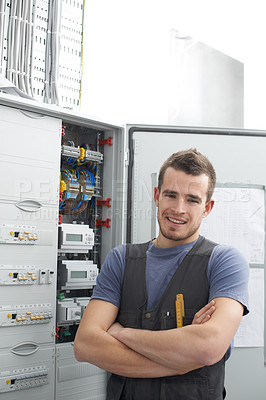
[
  {"xmin": 64, "ymin": 170, "xmax": 73, "ymax": 182},
  {"xmin": 61, "ymin": 172, "xmax": 72, "ymax": 183},
  {"xmin": 86, "ymin": 170, "xmax": 92, "ymax": 185},
  {"xmin": 78, "ymin": 169, "xmax": 95, "ymax": 186},
  {"xmin": 71, "ymin": 201, "xmax": 82, "ymax": 211},
  {"xmin": 59, "ymin": 201, "xmax": 65, "ymax": 209},
  {"xmin": 87, "ymin": 170, "xmax": 95, "ymax": 185}
]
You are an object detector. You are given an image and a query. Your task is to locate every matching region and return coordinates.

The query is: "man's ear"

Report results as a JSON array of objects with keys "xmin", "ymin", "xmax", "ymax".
[
  {"xmin": 202, "ymin": 199, "xmax": 215, "ymax": 218},
  {"xmin": 154, "ymin": 186, "xmax": 159, "ymax": 207}
]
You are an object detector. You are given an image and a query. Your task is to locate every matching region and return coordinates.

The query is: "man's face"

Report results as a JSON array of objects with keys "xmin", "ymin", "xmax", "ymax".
[{"xmin": 154, "ymin": 167, "xmax": 214, "ymax": 247}]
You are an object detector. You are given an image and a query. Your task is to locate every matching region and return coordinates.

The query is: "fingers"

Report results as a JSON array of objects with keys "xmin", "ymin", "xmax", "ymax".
[
  {"xmin": 198, "ymin": 312, "xmax": 213, "ymax": 324},
  {"xmin": 200, "ymin": 300, "xmax": 215, "ymax": 317},
  {"xmin": 192, "ymin": 300, "xmax": 216, "ymax": 325}
]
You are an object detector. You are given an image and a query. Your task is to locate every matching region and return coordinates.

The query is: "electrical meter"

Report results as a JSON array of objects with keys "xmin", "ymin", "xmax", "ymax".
[
  {"xmin": 58, "ymin": 260, "xmax": 98, "ymax": 289},
  {"xmin": 58, "ymin": 223, "xmax": 94, "ymax": 253}
]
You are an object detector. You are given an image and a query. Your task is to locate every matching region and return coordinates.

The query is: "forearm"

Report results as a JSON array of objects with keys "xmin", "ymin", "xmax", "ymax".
[
  {"xmin": 111, "ymin": 298, "xmax": 243, "ymax": 372},
  {"xmin": 114, "ymin": 324, "xmax": 210, "ymax": 373},
  {"xmin": 74, "ymin": 326, "xmax": 182, "ymax": 378}
]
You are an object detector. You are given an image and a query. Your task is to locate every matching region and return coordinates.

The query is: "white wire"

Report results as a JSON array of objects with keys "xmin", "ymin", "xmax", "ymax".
[
  {"xmin": 18, "ymin": 0, "xmax": 27, "ymax": 93},
  {"xmin": 0, "ymin": 1, "xmax": 6, "ymax": 72},
  {"xmin": 24, "ymin": 0, "xmax": 33, "ymax": 96},
  {"xmin": 51, "ymin": 0, "xmax": 61, "ymax": 104},
  {"xmin": 48, "ymin": 0, "xmax": 54, "ymax": 103},
  {"xmin": 24, "ymin": 1, "xmax": 30, "ymax": 94},
  {"xmin": 44, "ymin": 0, "xmax": 53, "ymax": 103},
  {"xmin": 29, "ymin": 0, "xmax": 37, "ymax": 97},
  {"xmin": 13, "ymin": 0, "xmax": 22, "ymax": 88},
  {"xmin": 6, "ymin": 1, "xmax": 12, "ymax": 80},
  {"xmin": 7, "ymin": 0, "xmax": 16, "ymax": 82},
  {"xmin": 51, "ymin": 0, "xmax": 57, "ymax": 103}
]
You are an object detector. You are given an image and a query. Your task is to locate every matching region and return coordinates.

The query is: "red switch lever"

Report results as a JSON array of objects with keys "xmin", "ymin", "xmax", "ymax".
[
  {"xmin": 96, "ymin": 218, "xmax": 111, "ymax": 228},
  {"xmin": 97, "ymin": 198, "xmax": 111, "ymax": 207}
]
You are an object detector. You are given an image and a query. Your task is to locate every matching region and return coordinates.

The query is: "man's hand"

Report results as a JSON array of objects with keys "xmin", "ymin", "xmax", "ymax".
[
  {"xmin": 108, "ymin": 322, "xmax": 124, "ymax": 337},
  {"xmin": 192, "ymin": 300, "xmax": 215, "ymax": 325}
]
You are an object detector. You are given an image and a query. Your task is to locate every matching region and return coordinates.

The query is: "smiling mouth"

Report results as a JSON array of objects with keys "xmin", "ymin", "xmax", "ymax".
[{"xmin": 167, "ymin": 217, "xmax": 186, "ymax": 224}]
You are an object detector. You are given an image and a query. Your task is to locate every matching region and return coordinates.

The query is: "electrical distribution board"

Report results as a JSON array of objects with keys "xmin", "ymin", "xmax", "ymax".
[
  {"xmin": 0, "ymin": 96, "xmax": 125, "ymax": 400},
  {"xmin": 1, "ymin": 90, "xmax": 266, "ymax": 400}
]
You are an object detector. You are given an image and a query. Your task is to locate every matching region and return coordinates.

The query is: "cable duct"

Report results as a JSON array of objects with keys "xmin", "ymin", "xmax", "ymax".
[
  {"xmin": 4, "ymin": 0, "xmax": 35, "ymax": 96},
  {"xmin": 44, "ymin": 0, "xmax": 62, "ymax": 104},
  {"xmin": 0, "ymin": 0, "xmax": 84, "ymax": 108}
]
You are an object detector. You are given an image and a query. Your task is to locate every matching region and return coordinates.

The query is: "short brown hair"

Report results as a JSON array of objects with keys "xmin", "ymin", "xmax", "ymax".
[{"xmin": 158, "ymin": 148, "xmax": 216, "ymax": 202}]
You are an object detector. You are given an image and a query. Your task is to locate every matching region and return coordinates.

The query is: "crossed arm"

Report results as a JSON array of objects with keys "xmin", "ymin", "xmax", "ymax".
[{"xmin": 74, "ymin": 297, "xmax": 243, "ymax": 377}]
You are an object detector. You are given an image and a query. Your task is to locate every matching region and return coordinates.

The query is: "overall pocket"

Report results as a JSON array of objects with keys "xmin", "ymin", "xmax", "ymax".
[{"xmin": 161, "ymin": 374, "xmax": 213, "ymax": 400}]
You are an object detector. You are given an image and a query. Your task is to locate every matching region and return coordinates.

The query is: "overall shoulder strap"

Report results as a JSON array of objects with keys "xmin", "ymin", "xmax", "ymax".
[
  {"xmin": 188, "ymin": 235, "xmax": 217, "ymax": 257},
  {"xmin": 125, "ymin": 241, "xmax": 150, "ymax": 259},
  {"xmin": 120, "ymin": 241, "xmax": 150, "ymax": 311}
]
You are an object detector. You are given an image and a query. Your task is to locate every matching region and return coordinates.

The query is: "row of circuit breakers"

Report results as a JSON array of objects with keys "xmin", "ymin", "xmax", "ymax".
[
  {"xmin": 0, "ymin": 224, "xmax": 98, "ymax": 317},
  {"xmin": 0, "ymin": 118, "xmax": 108, "ymax": 398}
]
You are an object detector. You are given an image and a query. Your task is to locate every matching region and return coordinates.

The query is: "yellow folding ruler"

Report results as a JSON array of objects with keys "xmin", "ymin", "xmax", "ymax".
[{"xmin": 175, "ymin": 294, "xmax": 185, "ymax": 328}]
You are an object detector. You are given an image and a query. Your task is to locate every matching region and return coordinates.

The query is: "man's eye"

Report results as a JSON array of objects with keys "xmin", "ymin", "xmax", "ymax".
[{"xmin": 188, "ymin": 198, "xmax": 198, "ymax": 203}]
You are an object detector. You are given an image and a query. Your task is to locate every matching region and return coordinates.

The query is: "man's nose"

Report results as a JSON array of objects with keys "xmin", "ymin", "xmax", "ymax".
[{"xmin": 171, "ymin": 199, "xmax": 186, "ymax": 213}]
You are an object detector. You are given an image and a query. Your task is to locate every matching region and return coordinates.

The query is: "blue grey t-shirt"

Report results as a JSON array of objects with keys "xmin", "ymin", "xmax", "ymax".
[
  {"xmin": 92, "ymin": 238, "xmax": 249, "ymax": 357},
  {"xmin": 92, "ymin": 239, "xmax": 249, "ymax": 311}
]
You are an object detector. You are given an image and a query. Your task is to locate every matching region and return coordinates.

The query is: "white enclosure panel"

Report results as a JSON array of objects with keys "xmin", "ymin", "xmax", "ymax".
[
  {"xmin": 0, "ymin": 344, "xmax": 55, "ymax": 399},
  {"xmin": 0, "ymin": 199, "xmax": 57, "ymax": 349},
  {"xmin": 0, "ymin": 264, "xmax": 56, "ymax": 287},
  {"xmin": 0, "ymin": 313, "xmax": 55, "ymax": 349},
  {"xmin": 0, "ymin": 104, "xmax": 61, "ymax": 204},
  {"xmin": 0, "ymin": 200, "xmax": 58, "ymax": 264},
  {"xmin": 0, "ymin": 281, "xmax": 56, "ymax": 348},
  {"xmin": 55, "ymin": 343, "xmax": 107, "ymax": 400}
]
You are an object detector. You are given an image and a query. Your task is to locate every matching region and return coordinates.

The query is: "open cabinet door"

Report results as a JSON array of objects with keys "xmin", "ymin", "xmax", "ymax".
[{"xmin": 126, "ymin": 124, "xmax": 266, "ymax": 400}]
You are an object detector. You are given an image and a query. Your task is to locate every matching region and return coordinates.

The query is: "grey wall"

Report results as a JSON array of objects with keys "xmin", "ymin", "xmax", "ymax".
[{"xmin": 168, "ymin": 37, "xmax": 244, "ymax": 128}]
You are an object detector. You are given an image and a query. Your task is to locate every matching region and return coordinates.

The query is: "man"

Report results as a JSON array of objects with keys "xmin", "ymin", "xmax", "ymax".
[{"xmin": 74, "ymin": 148, "xmax": 249, "ymax": 400}]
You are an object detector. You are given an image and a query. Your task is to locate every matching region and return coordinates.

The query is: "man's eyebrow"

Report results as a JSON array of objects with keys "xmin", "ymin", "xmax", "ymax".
[{"xmin": 162, "ymin": 190, "xmax": 177, "ymax": 195}]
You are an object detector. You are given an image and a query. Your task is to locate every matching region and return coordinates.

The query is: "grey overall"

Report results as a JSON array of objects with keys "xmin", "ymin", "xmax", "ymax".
[{"xmin": 107, "ymin": 236, "xmax": 226, "ymax": 400}]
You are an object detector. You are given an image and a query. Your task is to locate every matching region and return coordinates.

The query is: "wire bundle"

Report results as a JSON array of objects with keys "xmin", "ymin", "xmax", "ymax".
[
  {"xmin": 44, "ymin": 0, "xmax": 62, "ymax": 104},
  {"xmin": 60, "ymin": 146, "xmax": 98, "ymax": 215},
  {"xmin": 1, "ymin": 0, "xmax": 85, "ymax": 108},
  {"xmin": 4, "ymin": 0, "xmax": 35, "ymax": 96}
]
